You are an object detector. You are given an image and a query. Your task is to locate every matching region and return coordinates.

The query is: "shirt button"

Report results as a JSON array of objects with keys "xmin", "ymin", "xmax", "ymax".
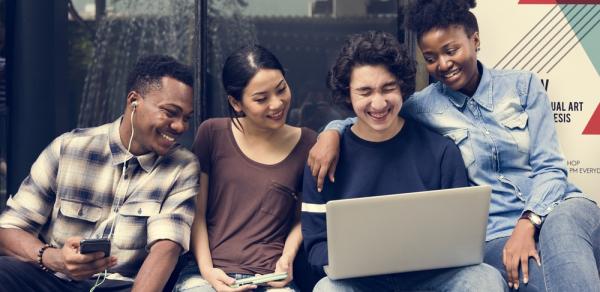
[
  {"xmin": 124, "ymin": 174, "xmax": 128, "ymax": 180},
  {"xmin": 137, "ymin": 208, "xmax": 142, "ymax": 215},
  {"xmin": 498, "ymin": 175, "xmax": 505, "ymax": 179},
  {"xmin": 485, "ymin": 130, "xmax": 490, "ymax": 135}
]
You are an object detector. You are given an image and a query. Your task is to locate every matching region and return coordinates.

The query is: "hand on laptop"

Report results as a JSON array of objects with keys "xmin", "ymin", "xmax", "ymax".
[
  {"xmin": 267, "ymin": 255, "xmax": 293, "ymax": 288},
  {"xmin": 502, "ymin": 220, "xmax": 541, "ymax": 289},
  {"xmin": 204, "ymin": 267, "xmax": 256, "ymax": 291}
]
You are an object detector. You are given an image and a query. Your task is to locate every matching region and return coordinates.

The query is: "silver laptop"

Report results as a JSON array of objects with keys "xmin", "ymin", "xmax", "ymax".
[{"xmin": 324, "ymin": 185, "xmax": 491, "ymax": 280}]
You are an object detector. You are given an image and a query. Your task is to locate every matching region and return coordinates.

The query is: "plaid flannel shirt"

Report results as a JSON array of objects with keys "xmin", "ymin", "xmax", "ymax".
[{"xmin": 0, "ymin": 118, "xmax": 199, "ymax": 278}]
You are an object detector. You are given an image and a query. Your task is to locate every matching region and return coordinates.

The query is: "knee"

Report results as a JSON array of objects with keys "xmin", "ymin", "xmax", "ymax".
[
  {"xmin": 172, "ymin": 274, "xmax": 213, "ymax": 292},
  {"xmin": 459, "ymin": 264, "xmax": 507, "ymax": 292},
  {"xmin": 0, "ymin": 256, "xmax": 26, "ymax": 273},
  {"xmin": 542, "ymin": 198, "xmax": 598, "ymax": 236},
  {"xmin": 313, "ymin": 277, "xmax": 340, "ymax": 292},
  {"xmin": 549, "ymin": 198, "xmax": 596, "ymax": 221},
  {"xmin": 0, "ymin": 256, "xmax": 35, "ymax": 283}
]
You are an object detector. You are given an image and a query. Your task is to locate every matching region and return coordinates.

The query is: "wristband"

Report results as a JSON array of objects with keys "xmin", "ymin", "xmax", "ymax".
[
  {"xmin": 520, "ymin": 211, "xmax": 542, "ymax": 229},
  {"xmin": 37, "ymin": 243, "xmax": 55, "ymax": 272}
]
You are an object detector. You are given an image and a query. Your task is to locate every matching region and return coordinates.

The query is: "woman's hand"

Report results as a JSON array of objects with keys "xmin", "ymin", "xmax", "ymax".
[
  {"xmin": 203, "ymin": 267, "xmax": 256, "ymax": 292},
  {"xmin": 267, "ymin": 254, "xmax": 294, "ymax": 288},
  {"xmin": 503, "ymin": 219, "xmax": 541, "ymax": 289},
  {"xmin": 307, "ymin": 130, "xmax": 341, "ymax": 192}
]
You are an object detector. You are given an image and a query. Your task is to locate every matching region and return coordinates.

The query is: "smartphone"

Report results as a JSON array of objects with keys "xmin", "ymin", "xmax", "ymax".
[
  {"xmin": 229, "ymin": 272, "xmax": 288, "ymax": 288},
  {"xmin": 79, "ymin": 238, "xmax": 111, "ymax": 257}
]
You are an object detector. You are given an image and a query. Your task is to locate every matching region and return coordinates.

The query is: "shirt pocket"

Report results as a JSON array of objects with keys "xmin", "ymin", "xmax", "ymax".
[
  {"xmin": 53, "ymin": 200, "xmax": 103, "ymax": 246},
  {"xmin": 500, "ymin": 112, "xmax": 530, "ymax": 153},
  {"xmin": 259, "ymin": 182, "xmax": 297, "ymax": 222},
  {"xmin": 113, "ymin": 200, "xmax": 161, "ymax": 250},
  {"xmin": 443, "ymin": 128, "xmax": 476, "ymax": 167}
]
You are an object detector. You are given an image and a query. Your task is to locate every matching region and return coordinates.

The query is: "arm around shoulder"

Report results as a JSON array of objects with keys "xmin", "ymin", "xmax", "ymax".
[{"xmin": 440, "ymin": 139, "xmax": 469, "ymax": 189}]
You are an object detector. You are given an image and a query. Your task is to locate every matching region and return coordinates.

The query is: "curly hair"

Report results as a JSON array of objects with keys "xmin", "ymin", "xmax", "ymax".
[
  {"xmin": 126, "ymin": 55, "xmax": 193, "ymax": 95},
  {"xmin": 328, "ymin": 31, "xmax": 416, "ymax": 107},
  {"xmin": 406, "ymin": 0, "xmax": 479, "ymax": 41}
]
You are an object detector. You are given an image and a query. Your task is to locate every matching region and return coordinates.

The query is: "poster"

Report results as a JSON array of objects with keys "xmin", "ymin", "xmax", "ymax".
[{"xmin": 474, "ymin": 0, "xmax": 600, "ymax": 199}]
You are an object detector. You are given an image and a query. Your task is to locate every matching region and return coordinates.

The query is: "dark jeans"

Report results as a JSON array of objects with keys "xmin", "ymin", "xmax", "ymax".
[{"xmin": 0, "ymin": 256, "xmax": 133, "ymax": 292}]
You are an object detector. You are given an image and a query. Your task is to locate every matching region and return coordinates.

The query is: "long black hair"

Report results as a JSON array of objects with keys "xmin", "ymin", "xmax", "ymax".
[{"xmin": 221, "ymin": 45, "xmax": 285, "ymax": 130}]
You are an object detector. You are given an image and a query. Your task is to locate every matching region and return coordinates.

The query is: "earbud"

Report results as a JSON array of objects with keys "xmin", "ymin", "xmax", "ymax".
[{"xmin": 132, "ymin": 101, "xmax": 138, "ymax": 109}]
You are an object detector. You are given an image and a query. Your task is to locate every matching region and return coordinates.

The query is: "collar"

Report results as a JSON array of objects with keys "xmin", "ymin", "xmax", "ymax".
[
  {"xmin": 441, "ymin": 61, "xmax": 494, "ymax": 111},
  {"xmin": 108, "ymin": 117, "xmax": 157, "ymax": 173}
]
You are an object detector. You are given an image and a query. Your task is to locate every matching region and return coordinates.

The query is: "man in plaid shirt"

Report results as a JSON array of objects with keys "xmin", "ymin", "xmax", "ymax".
[{"xmin": 0, "ymin": 55, "xmax": 199, "ymax": 291}]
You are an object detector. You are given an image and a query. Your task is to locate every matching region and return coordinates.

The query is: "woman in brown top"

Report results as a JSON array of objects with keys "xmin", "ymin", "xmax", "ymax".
[{"xmin": 174, "ymin": 45, "xmax": 317, "ymax": 292}]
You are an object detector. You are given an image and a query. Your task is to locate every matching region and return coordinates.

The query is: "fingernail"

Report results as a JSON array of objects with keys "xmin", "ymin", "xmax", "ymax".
[
  {"xmin": 524, "ymin": 277, "xmax": 528, "ymax": 284},
  {"xmin": 515, "ymin": 283, "xmax": 519, "ymax": 289},
  {"xmin": 508, "ymin": 282, "xmax": 513, "ymax": 288},
  {"xmin": 331, "ymin": 177, "xmax": 335, "ymax": 182},
  {"xmin": 317, "ymin": 188, "xmax": 322, "ymax": 192}
]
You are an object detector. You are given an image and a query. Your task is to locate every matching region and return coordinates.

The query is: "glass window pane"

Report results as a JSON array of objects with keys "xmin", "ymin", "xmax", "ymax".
[{"xmin": 205, "ymin": 0, "xmax": 401, "ymax": 131}]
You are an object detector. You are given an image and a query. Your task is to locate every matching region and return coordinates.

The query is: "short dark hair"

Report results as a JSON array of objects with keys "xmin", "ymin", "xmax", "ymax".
[
  {"xmin": 221, "ymin": 45, "xmax": 285, "ymax": 128},
  {"xmin": 328, "ymin": 31, "xmax": 415, "ymax": 107},
  {"xmin": 406, "ymin": 0, "xmax": 479, "ymax": 41},
  {"xmin": 126, "ymin": 55, "xmax": 193, "ymax": 95}
]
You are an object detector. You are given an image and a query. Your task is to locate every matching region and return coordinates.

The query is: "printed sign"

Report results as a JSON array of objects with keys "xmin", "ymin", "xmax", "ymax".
[{"xmin": 474, "ymin": 1, "xmax": 599, "ymax": 199}]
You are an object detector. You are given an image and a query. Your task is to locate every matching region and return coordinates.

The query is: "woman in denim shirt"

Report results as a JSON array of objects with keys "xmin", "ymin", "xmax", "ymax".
[{"xmin": 307, "ymin": 0, "xmax": 600, "ymax": 291}]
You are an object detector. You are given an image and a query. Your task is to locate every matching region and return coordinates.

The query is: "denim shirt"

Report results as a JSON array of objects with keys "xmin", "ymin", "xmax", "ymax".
[{"xmin": 326, "ymin": 62, "xmax": 586, "ymax": 240}]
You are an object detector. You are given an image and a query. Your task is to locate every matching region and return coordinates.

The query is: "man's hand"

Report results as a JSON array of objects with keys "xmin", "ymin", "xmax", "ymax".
[
  {"xmin": 502, "ymin": 219, "xmax": 541, "ymax": 289},
  {"xmin": 267, "ymin": 254, "xmax": 293, "ymax": 288},
  {"xmin": 307, "ymin": 130, "xmax": 341, "ymax": 192},
  {"xmin": 44, "ymin": 236, "xmax": 117, "ymax": 281},
  {"xmin": 203, "ymin": 267, "xmax": 256, "ymax": 292}
]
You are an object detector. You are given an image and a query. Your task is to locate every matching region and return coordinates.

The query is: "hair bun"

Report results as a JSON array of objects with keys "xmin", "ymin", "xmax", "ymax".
[
  {"xmin": 406, "ymin": 0, "xmax": 479, "ymax": 38},
  {"xmin": 424, "ymin": 0, "xmax": 476, "ymax": 13},
  {"xmin": 453, "ymin": 0, "xmax": 476, "ymax": 11}
]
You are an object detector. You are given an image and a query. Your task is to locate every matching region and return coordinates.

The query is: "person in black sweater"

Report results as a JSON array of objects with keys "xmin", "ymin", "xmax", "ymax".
[{"xmin": 301, "ymin": 31, "xmax": 506, "ymax": 291}]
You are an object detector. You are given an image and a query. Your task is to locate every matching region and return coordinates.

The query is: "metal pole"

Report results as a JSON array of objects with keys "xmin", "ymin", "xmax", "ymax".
[{"xmin": 194, "ymin": 0, "xmax": 209, "ymax": 131}]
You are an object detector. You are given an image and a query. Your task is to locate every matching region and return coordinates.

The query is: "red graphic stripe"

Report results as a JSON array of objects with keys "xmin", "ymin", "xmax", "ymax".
[
  {"xmin": 583, "ymin": 102, "xmax": 600, "ymax": 135},
  {"xmin": 520, "ymin": 0, "xmax": 600, "ymax": 3}
]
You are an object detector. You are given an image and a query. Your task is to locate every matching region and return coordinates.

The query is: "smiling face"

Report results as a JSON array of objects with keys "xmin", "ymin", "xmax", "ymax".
[
  {"xmin": 122, "ymin": 76, "xmax": 193, "ymax": 156},
  {"xmin": 419, "ymin": 25, "xmax": 480, "ymax": 96},
  {"xmin": 229, "ymin": 68, "xmax": 291, "ymax": 132},
  {"xmin": 349, "ymin": 65, "xmax": 403, "ymax": 142}
]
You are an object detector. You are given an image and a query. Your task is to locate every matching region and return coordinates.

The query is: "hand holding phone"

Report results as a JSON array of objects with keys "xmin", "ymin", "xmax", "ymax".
[
  {"xmin": 79, "ymin": 238, "xmax": 111, "ymax": 257},
  {"xmin": 229, "ymin": 272, "xmax": 288, "ymax": 288}
]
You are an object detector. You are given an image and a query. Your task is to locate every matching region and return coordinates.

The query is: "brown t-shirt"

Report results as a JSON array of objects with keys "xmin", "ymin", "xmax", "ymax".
[{"xmin": 192, "ymin": 118, "xmax": 317, "ymax": 275}]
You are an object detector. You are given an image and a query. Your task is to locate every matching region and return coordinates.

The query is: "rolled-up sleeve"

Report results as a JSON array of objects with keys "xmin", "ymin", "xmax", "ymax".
[
  {"xmin": 146, "ymin": 158, "xmax": 199, "ymax": 253},
  {"xmin": 324, "ymin": 117, "xmax": 356, "ymax": 134},
  {"xmin": 0, "ymin": 135, "xmax": 63, "ymax": 234}
]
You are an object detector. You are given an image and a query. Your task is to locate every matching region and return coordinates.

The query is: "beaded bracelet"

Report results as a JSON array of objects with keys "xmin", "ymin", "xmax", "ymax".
[{"xmin": 37, "ymin": 243, "xmax": 54, "ymax": 272}]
